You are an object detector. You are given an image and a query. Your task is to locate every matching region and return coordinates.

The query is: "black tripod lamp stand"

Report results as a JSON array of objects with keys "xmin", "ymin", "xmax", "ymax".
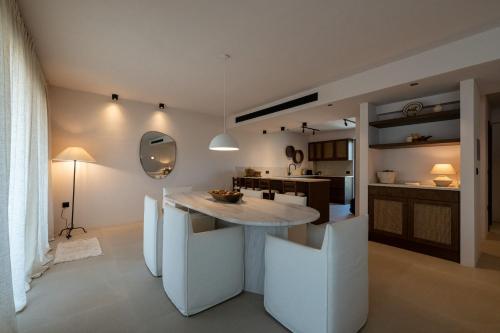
[{"xmin": 53, "ymin": 147, "xmax": 96, "ymax": 239}]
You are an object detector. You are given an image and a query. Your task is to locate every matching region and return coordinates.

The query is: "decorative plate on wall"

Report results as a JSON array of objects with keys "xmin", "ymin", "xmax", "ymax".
[
  {"xmin": 285, "ymin": 145, "xmax": 295, "ymax": 158},
  {"xmin": 293, "ymin": 150, "xmax": 304, "ymax": 164},
  {"xmin": 402, "ymin": 101, "xmax": 423, "ymax": 117}
]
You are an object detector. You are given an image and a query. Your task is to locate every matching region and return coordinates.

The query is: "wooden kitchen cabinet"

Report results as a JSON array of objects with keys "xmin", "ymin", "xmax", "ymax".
[
  {"xmin": 308, "ymin": 139, "xmax": 353, "ymax": 161},
  {"xmin": 369, "ymin": 185, "xmax": 460, "ymax": 262},
  {"xmin": 322, "ymin": 141, "xmax": 335, "ymax": 160},
  {"xmin": 334, "ymin": 139, "xmax": 353, "ymax": 160}
]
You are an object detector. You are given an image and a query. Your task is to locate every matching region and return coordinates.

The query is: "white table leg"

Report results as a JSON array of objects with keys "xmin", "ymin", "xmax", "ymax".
[{"xmin": 243, "ymin": 225, "xmax": 288, "ymax": 294}]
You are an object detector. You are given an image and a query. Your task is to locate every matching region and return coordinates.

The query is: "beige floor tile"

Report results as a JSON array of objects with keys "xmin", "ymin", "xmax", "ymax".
[{"xmin": 16, "ymin": 222, "xmax": 500, "ymax": 333}]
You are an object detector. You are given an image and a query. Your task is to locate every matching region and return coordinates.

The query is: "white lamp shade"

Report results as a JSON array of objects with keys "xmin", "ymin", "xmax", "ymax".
[
  {"xmin": 53, "ymin": 147, "xmax": 96, "ymax": 163},
  {"xmin": 430, "ymin": 163, "xmax": 456, "ymax": 175},
  {"xmin": 209, "ymin": 133, "xmax": 239, "ymax": 151}
]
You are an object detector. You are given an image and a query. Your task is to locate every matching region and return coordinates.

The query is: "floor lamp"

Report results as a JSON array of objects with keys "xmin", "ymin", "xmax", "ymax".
[{"xmin": 53, "ymin": 147, "xmax": 96, "ymax": 239}]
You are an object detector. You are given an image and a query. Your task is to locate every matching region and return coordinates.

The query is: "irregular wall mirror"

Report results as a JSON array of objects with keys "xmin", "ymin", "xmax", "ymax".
[{"xmin": 140, "ymin": 131, "xmax": 176, "ymax": 179}]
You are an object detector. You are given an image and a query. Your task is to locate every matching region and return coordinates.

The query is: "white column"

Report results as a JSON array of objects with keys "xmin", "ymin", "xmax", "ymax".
[
  {"xmin": 460, "ymin": 79, "xmax": 480, "ymax": 267},
  {"xmin": 356, "ymin": 103, "xmax": 375, "ymax": 216}
]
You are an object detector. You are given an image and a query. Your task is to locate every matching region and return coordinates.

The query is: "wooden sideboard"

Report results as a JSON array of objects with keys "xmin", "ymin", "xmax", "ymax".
[{"xmin": 368, "ymin": 185, "xmax": 460, "ymax": 262}]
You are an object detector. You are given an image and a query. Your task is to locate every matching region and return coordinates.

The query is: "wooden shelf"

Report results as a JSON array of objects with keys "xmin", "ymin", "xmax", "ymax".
[
  {"xmin": 370, "ymin": 138, "xmax": 460, "ymax": 149},
  {"xmin": 369, "ymin": 109, "xmax": 460, "ymax": 128}
]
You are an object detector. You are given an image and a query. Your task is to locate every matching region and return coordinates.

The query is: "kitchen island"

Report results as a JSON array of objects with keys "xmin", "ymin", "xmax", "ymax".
[{"xmin": 238, "ymin": 176, "xmax": 330, "ymax": 224}]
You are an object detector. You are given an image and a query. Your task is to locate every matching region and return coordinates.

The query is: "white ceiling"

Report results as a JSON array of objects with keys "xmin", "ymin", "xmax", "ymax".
[{"xmin": 19, "ymin": 0, "xmax": 500, "ymax": 115}]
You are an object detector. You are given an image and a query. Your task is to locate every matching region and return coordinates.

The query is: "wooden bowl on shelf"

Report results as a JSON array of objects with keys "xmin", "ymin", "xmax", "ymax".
[{"xmin": 208, "ymin": 190, "xmax": 243, "ymax": 203}]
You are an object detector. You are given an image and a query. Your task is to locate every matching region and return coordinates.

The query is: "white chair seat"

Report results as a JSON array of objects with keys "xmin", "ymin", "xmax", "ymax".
[
  {"xmin": 162, "ymin": 206, "xmax": 244, "ymax": 316},
  {"xmin": 144, "ymin": 195, "xmax": 162, "ymax": 277},
  {"xmin": 240, "ymin": 188, "xmax": 264, "ymax": 199},
  {"xmin": 264, "ymin": 215, "xmax": 369, "ymax": 333},
  {"xmin": 284, "ymin": 191, "xmax": 306, "ymax": 197}
]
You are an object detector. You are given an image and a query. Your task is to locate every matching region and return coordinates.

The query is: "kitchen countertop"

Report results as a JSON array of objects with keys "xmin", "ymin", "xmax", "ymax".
[
  {"xmin": 242, "ymin": 176, "xmax": 330, "ymax": 183},
  {"xmin": 369, "ymin": 183, "xmax": 460, "ymax": 191}
]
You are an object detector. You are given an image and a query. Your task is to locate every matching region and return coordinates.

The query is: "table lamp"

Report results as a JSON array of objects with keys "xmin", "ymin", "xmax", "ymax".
[
  {"xmin": 53, "ymin": 147, "xmax": 96, "ymax": 238},
  {"xmin": 430, "ymin": 163, "xmax": 456, "ymax": 187}
]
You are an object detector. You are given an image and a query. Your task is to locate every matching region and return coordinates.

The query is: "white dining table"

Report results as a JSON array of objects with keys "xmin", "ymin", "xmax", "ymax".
[{"xmin": 165, "ymin": 191, "xmax": 320, "ymax": 294}]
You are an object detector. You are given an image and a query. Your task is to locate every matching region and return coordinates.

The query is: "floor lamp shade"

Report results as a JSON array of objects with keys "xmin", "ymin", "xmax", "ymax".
[
  {"xmin": 53, "ymin": 147, "xmax": 96, "ymax": 163},
  {"xmin": 53, "ymin": 147, "xmax": 95, "ymax": 238}
]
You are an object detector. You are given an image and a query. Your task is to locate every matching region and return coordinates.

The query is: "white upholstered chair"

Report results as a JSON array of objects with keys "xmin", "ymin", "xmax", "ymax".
[
  {"xmin": 163, "ymin": 186, "xmax": 215, "ymax": 232},
  {"xmin": 144, "ymin": 195, "xmax": 162, "ymax": 277},
  {"xmin": 163, "ymin": 186, "xmax": 193, "ymax": 208},
  {"xmin": 264, "ymin": 215, "xmax": 368, "ymax": 333},
  {"xmin": 274, "ymin": 193, "xmax": 307, "ymax": 244},
  {"xmin": 240, "ymin": 188, "xmax": 264, "ymax": 199},
  {"xmin": 162, "ymin": 205, "xmax": 244, "ymax": 316}
]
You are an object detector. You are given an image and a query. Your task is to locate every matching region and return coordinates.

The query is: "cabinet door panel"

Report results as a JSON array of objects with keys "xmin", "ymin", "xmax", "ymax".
[
  {"xmin": 372, "ymin": 198, "xmax": 406, "ymax": 237},
  {"xmin": 410, "ymin": 200, "xmax": 458, "ymax": 250},
  {"xmin": 315, "ymin": 142, "xmax": 323, "ymax": 160},
  {"xmin": 308, "ymin": 143, "xmax": 315, "ymax": 161},
  {"xmin": 322, "ymin": 141, "xmax": 334, "ymax": 160},
  {"xmin": 335, "ymin": 140, "xmax": 349, "ymax": 160}
]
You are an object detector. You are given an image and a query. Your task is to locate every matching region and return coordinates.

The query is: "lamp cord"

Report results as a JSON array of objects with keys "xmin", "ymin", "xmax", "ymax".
[{"xmin": 223, "ymin": 54, "xmax": 229, "ymax": 134}]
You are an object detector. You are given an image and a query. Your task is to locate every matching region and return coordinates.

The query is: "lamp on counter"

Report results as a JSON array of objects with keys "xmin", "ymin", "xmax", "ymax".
[
  {"xmin": 53, "ymin": 147, "xmax": 96, "ymax": 238},
  {"xmin": 430, "ymin": 163, "xmax": 456, "ymax": 187}
]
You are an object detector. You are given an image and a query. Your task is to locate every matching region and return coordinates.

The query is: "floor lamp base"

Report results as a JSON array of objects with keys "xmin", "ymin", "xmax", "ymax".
[{"xmin": 58, "ymin": 226, "xmax": 87, "ymax": 239}]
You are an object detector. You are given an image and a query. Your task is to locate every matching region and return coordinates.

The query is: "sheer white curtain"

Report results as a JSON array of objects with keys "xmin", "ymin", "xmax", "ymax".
[
  {"xmin": 0, "ymin": 0, "xmax": 52, "ymax": 321},
  {"xmin": 0, "ymin": 1, "xmax": 17, "ymax": 331}
]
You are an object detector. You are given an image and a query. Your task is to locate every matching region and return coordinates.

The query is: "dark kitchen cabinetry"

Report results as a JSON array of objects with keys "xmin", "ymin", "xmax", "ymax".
[
  {"xmin": 316, "ymin": 176, "xmax": 353, "ymax": 204},
  {"xmin": 369, "ymin": 185, "xmax": 460, "ymax": 262},
  {"xmin": 308, "ymin": 139, "xmax": 353, "ymax": 161}
]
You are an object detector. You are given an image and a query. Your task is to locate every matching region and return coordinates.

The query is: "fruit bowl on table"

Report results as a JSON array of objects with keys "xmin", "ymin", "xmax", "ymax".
[{"xmin": 208, "ymin": 190, "xmax": 243, "ymax": 203}]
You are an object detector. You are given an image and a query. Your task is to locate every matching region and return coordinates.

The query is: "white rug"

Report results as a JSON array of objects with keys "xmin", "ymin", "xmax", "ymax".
[{"xmin": 53, "ymin": 237, "xmax": 103, "ymax": 264}]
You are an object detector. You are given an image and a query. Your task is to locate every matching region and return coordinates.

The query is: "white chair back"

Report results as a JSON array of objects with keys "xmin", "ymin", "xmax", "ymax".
[
  {"xmin": 240, "ymin": 188, "xmax": 263, "ymax": 199},
  {"xmin": 163, "ymin": 186, "xmax": 193, "ymax": 207},
  {"xmin": 324, "ymin": 216, "xmax": 368, "ymax": 332},
  {"xmin": 264, "ymin": 215, "xmax": 368, "ymax": 333},
  {"xmin": 274, "ymin": 193, "xmax": 307, "ymax": 206},
  {"xmin": 144, "ymin": 195, "xmax": 162, "ymax": 276},
  {"xmin": 162, "ymin": 205, "xmax": 244, "ymax": 316}
]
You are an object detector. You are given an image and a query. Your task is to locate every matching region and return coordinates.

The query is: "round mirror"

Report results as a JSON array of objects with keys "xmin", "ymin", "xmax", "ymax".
[{"xmin": 139, "ymin": 131, "xmax": 177, "ymax": 179}]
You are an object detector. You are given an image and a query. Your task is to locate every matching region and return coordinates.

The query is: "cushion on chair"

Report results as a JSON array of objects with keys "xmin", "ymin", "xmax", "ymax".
[{"xmin": 240, "ymin": 188, "xmax": 264, "ymax": 199}]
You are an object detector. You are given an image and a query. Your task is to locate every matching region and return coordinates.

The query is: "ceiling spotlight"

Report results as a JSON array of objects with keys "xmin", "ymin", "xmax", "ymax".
[
  {"xmin": 159, "ymin": 103, "xmax": 165, "ymax": 110},
  {"xmin": 263, "ymin": 130, "xmax": 267, "ymax": 135},
  {"xmin": 281, "ymin": 126, "xmax": 285, "ymax": 132},
  {"xmin": 327, "ymin": 103, "xmax": 333, "ymax": 107},
  {"xmin": 409, "ymin": 82, "xmax": 419, "ymax": 87},
  {"xmin": 111, "ymin": 93, "xmax": 119, "ymax": 101},
  {"xmin": 312, "ymin": 130, "xmax": 316, "ymax": 135},
  {"xmin": 344, "ymin": 119, "xmax": 348, "ymax": 127}
]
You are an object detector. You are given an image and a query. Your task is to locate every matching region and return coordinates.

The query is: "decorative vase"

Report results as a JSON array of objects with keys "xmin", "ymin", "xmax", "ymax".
[{"xmin": 377, "ymin": 171, "xmax": 397, "ymax": 184}]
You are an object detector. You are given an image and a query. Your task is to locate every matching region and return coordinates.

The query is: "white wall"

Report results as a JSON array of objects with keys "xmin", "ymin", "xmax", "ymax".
[
  {"xmin": 231, "ymin": 131, "xmax": 310, "ymax": 176},
  {"xmin": 460, "ymin": 79, "xmax": 480, "ymax": 267},
  {"xmin": 50, "ymin": 87, "xmax": 234, "ymax": 233}
]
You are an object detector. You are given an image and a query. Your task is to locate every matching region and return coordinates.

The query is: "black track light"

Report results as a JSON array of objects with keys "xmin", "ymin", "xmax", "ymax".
[
  {"xmin": 344, "ymin": 119, "xmax": 348, "ymax": 127},
  {"xmin": 263, "ymin": 130, "xmax": 267, "ymax": 135},
  {"xmin": 112, "ymin": 93, "xmax": 119, "ymax": 101},
  {"xmin": 159, "ymin": 103, "xmax": 165, "ymax": 110},
  {"xmin": 281, "ymin": 126, "xmax": 285, "ymax": 132}
]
